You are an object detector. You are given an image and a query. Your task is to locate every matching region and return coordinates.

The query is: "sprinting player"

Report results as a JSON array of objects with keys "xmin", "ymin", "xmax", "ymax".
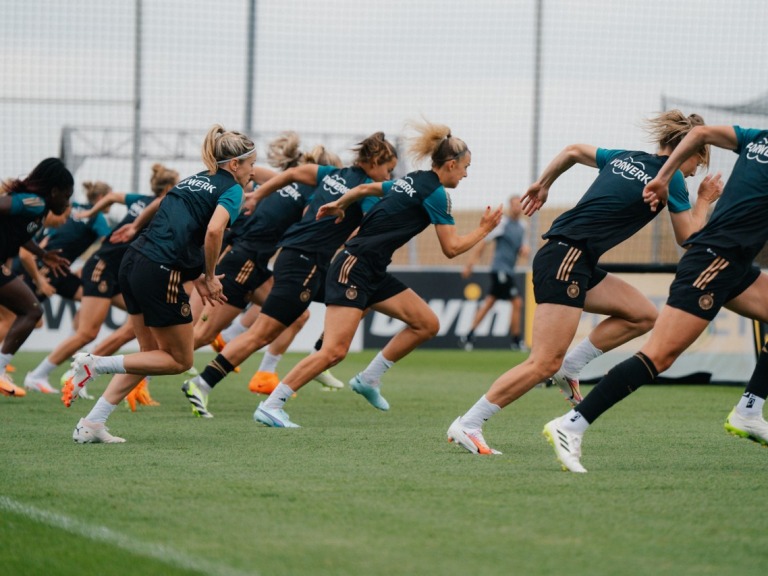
[
  {"xmin": 447, "ymin": 110, "xmax": 722, "ymax": 456},
  {"xmin": 0, "ymin": 158, "xmax": 73, "ymax": 397},
  {"xmin": 460, "ymin": 195, "xmax": 529, "ymax": 351},
  {"xmin": 24, "ymin": 164, "xmax": 179, "ymax": 394},
  {"xmin": 61, "ymin": 124, "xmax": 255, "ymax": 443},
  {"xmin": 253, "ymin": 120, "xmax": 503, "ymax": 428},
  {"xmin": 545, "ymin": 123, "xmax": 768, "ymax": 473},
  {"xmin": 181, "ymin": 132, "xmax": 398, "ymax": 418}
]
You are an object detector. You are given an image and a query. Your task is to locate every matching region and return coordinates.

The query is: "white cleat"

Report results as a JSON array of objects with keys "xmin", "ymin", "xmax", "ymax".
[
  {"xmin": 725, "ymin": 408, "xmax": 768, "ymax": 446},
  {"xmin": 543, "ymin": 417, "xmax": 587, "ymax": 473},
  {"xmin": 24, "ymin": 373, "xmax": 58, "ymax": 394},
  {"xmin": 253, "ymin": 402, "xmax": 301, "ymax": 428},
  {"xmin": 72, "ymin": 418, "xmax": 126, "ymax": 444},
  {"xmin": 447, "ymin": 417, "xmax": 501, "ymax": 455},
  {"xmin": 314, "ymin": 370, "xmax": 344, "ymax": 391},
  {"xmin": 549, "ymin": 371, "xmax": 583, "ymax": 407}
]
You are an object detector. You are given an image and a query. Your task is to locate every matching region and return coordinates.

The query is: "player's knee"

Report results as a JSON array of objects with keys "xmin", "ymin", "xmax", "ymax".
[
  {"xmin": 637, "ymin": 306, "xmax": 658, "ymax": 333},
  {"xmin": 413, "ymin": 312, "xmax": 440, "ymax": 340},
  {"xmin": 26, "ymin": 303, "xmax": 44, "ymax": 323},
  {"xmin": 322, "ymin": 344, "xmax": 348, "ymax": 366},
  {"xmin": 78, "ymin": 325, "xmax": 101, "ymax": 342},
  {"xmin": 532, "ymin": 355, "xmax": 563, "ymax": 380}
]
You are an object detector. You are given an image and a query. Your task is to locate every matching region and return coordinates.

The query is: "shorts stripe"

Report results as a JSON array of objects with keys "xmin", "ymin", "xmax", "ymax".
[
  {"xmin": 338, "ymin": 254, "xmax": 358, "ymax": 285},
  {"xmin": 556, "ymin": 247, "xmax": 582, "ymax": 282},
  {"xmin": 302, "ymin": 265, "xmax": 317, "ymax": 287},
  {"xmin": 235, "ymin": 260, "xmax": 254, "ymax": 285},
  {"xmin": 90, "ymin": 259, "xmax": 106, "ymax": 283},
  {"xmin": 693, "ymin": 256, "xmax": 729, "ymax": 290},
  {"xmin": 166, "ymin": 270, "xmax": 181, "ymax": 304}
]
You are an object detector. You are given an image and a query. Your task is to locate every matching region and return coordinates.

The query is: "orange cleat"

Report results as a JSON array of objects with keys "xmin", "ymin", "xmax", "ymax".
[
  {"xmin": 6, "ymin": 364, "xmax": 16, "ymax": 373},
  {"xmin": 125, "ymin": 378, "xmax": 160, "ymax": 412},
  {"xmin": 61, "ymin": 378, "xmax": 75, "ymax": 407},
  {"xmin": 210, "ymin": 333, "xmax": 226, "ymax": 353},
  {"xmin": 248, "ymin": 371, "xmax": 279, "ymax": 395},
  {"xmin": 0, "ymin": 373, "xmax": 25, "ymax": 398}
]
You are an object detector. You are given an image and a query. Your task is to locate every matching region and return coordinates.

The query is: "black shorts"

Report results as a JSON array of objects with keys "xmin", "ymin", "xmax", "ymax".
[
  {"xmin": 666, "ymin": 244, "xmax": 760, "ymax": 321},
  {"xmin": 324, "ymin": 250, "xmax": 408, "ymax": 310},
  {"xmin": 119, "ymin": 248, "xmax": 194, "ymax": 328},
  {"xmin": 23, "ymin": 268, "xmax": 81, "ymax": 301},
  {"xmin": 489, "ymin": 271, "xmax": 522, "ymax": 300},
  {"xmin": 260, "ymin": 248, "xmax": 327, "ymax": 327},
  {"xmin": 217, "ymin": 247, "xmax": 273, "ymax": 310},
  {"xmin": 81, "ymin": 256, "xmax": 121, "ymax": 299},
  {"xmin": 532, "ymin": 238, "xmax": 607, "ymax": 308}
]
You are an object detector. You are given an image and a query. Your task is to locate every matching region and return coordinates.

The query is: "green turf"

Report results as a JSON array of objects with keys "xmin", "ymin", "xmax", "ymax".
[{"xmin": 1, "ymin": 350, "xmax": 767, "ymax": 576}]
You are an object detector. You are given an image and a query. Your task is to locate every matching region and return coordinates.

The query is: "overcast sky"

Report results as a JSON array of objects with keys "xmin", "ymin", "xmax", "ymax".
[{"xmin": 2, "ymin": 0, "xmax": 767, "ymax": 210}]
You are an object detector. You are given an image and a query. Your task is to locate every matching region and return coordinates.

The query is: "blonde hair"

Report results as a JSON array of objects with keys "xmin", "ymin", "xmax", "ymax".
[
  {"xmin": 82, "ymin": 181, "xmax": 111, "ymax": 204},
  {"xmin": 267, "ymin": 132, "xmax": 303, "ymax": 171},
  {"xmin": 645, "ymin": 110, "xmax": 710, "ymax": 168},
  {"xmin": 352, "ymin": 132, "xmax": 397, "ymax": 167},
  {"xmin": 407, "ymin": 120, "xmax": 469, "ymax": 167},
  {"xmin": 202, "ymin": 124, "xmax": 256, "ymax": 174},
  {"xmin": 149, "ymin": 163, "xmax": 179, "ymax": 196},
  {"xmin": 303, "ymin": 145, "xmax": 343, "ymax": 169}
]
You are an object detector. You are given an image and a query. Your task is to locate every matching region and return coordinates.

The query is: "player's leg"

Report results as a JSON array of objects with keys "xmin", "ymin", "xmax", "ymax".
[
  {"xmin": 460, "ymin": 295, "xmax": 495, "ymax": 351},
  {"xmin": 0, "ymin": 276, "xmax": 43, "ymax": 396},
  {"xmin": 248, "ymin": 308, "xmax": 310, "ymax": 394}
]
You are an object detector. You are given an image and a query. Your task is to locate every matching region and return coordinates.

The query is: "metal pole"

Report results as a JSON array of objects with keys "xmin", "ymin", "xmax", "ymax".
[
  {"xmin": 131, "ymin": 0, "xmax": 143, "ymax": 191},
  {"xmin": 244, "ymin": 0, "xmax": 256, "ymax": 134},
  {"xmin": 529, "ymin": 0, "xmax": 544, "ymax": 256}
]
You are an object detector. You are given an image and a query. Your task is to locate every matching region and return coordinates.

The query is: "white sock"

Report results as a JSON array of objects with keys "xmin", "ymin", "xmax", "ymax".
[
  {"xmin": 93, "ymin": 355, "xmax": 126, "ymax": 375},
  {"xmin": 262, "ymin": 382, "xmax": 294, "ymax": 411},
  {"xmin": 195, "ymin": 376, "xmax": 212, "ymax": 395},
  {"xmin": 85, "ymin": 396, "xmax": 118, "ymax": 424},
  {"xmin": 560, "ymin": 409, "xmax": 590, "ymax": 434},
  {"xmin": 736, "ymin": 392, "xmax": 765, "ymax": 417},
  {"xmin": 461, "ymin": 395, "xmax": 501, "ymax": 429},
  {"xmin": 258, "ymin": 352, "xmax": 282, "ymax": 374},
  {"xmin": 221, "ymin": 317, "xmax": 248, "ymax": 342},
  {"xmin": 561, "ymin": 338, "xmax": 603, "ymax": 378},
  {"xmin": 0, "ymin": 352, "xmax": 13, "ymax": 373},
  {"xmin": 31, "ymin": 357, "xmax": 58, "ymax": 378},
  {"xmin": 360, "ymin": 352, "xmax": 394, "ymax": 387}
]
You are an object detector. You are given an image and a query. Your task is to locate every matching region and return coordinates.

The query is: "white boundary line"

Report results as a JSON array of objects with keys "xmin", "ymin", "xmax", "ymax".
[{"xmin": 0, "ymin": 496, "xmax": 256, "ymax": 576}]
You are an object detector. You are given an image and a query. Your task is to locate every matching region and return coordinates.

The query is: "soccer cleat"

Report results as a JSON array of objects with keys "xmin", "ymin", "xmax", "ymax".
[
  {"xmin": 549, "ymin": 371, "xmax": 583, "ymax": 407},
  {"xmin": 62, "ymin": 353, "xmax": 97, "ymax": 407},
  {"xmin": 24, "ymin": 373, "xmax": 59, "ymax": 394},
  {"xmin": 248, "ymin": 371, "xmax": 279, "ymax": 395},
  {"xmin": 447, "ymin": 417, "xmax": 501, "ymax": 455},
  {"xmin": 253, "ymin": 402, "xmax": 300, "ymax": 428},
  {"xmin": 6, "ymin": 364, "xmax": 16, "ymax": 373},
  {"xmin": 350, "ymin": 374, "xmax": 390, "ymax": 411},
  {"xmin": 458, "ymin": 335, "xmax": 474, "ymax": 352},
  {"xmin": 181, "ymin": 379, "xmax": 213, "ymax": 418},
  {"xmin": 78, "ymin": 384, "xmax": 95, "ymax": 400},
  {"xmin": 135, "ymin": 377, "xmax": 159, "ymax": 406},
  {"xmin": 72, "ymin": 418, "xmax": 125, "ymax": 444},
  {"xmin": 314, "ymin": 370, "xmax": 344, "ymax": 390},
  {"xmin": 210, "ymin": 333, "xmax": 226, "ymax": 353},
  {"xmin": 724, "ymin": 408, "xmax": 768, "ymax": 446},
  {"xmin": 0, "ymin": 372, "xmax": 26, "ymax": 398},
  {"xmin": 543, "ymin": 417, "xmax": 587, "ymax": 473}
]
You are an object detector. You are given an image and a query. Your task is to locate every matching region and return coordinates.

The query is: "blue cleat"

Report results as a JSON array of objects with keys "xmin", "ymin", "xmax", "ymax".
[
  {"xmin": 253, "ymin": 402, "xmax": 301, "ymax": 428},
  {"xmin": 349, "ymin": 374, "xmax": 389, "ymax": 411}
]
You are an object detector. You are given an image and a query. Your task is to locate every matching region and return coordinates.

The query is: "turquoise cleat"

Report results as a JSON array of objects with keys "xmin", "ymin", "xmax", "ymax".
[{"xmin": 349, "ymin": 374, "xmax": 389, "ymax": 411}]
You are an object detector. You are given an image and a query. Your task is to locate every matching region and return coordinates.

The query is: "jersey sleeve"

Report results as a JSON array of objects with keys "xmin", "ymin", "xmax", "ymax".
[
  {"xmin": 423, "ymin": 186, "xmax": 455, "ymax": 225},
  {"xmin": 380, "ymin": 180, "xmax": 395, "ymax": 195},
  {"xmin": 9, "ymin": 193, "xmax": 46, "ymax": 217},
  {"xmin": 217, "ymin": 184, "xmax": 244, "ymax": 225},
  {"xmin": 595, "ymin": 148, "xmax": 627, "ymax": 169},
  {"xmin": 733, "ymin": 126, "xmax": 764, "ymax": 154},
  {"xmin": 90, "ymin": 212, "xmax": 113, "ymax": 237},
  {"xmin": 667, "ymin": 171, "xmax": 691, "ymax": 213},
  {"xmin": 359, "ymin": 196, "xmax": 380, "ymax": 214},
  {"xmin": 315, "ymin": 165, "xmax": 336, "ymax": 182},
  {"xmin": 124, "ymin": 193, "xmax": 145, "ymax": 207}
]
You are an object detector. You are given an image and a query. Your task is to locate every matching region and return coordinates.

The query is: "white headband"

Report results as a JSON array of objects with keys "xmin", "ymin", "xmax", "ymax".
[{"xmin": 216, "ymin": 148, "xmax": 256, "ymax": 164}]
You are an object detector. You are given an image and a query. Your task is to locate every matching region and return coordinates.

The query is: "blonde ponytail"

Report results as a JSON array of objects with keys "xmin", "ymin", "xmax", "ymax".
[
  {"xmin": 201, "ymin": 124, "xmax": 256, "ymax": 174},
  {"xmin": 407, "ymin": 119, "xmax": 469, "ymax": 167}
]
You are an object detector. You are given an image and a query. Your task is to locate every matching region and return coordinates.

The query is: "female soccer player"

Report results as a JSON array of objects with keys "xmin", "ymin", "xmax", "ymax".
[
  {"xmin": 23, "ymin": 164, "xmax": 179, "ymax": 394},
  {"xmin": 447, "ymin": 110, "xmax": 722, "ymax": 456},
  {"xmin": 0, "ymin": 158, "xmax": 72, "ymax": 397},
  {"xmin": 62, "ymin": 124, "xmax": 255, "ymax": 443},
  {"xmin": 545, "ymin": 123, "xmax": 768, "ymax": 473},
  {"xmin": 181, "ymin": 132, "xmax": 398, "ymax": 416},
  {"xmin": 253, "ymin": 120, "xmax": 503, "ymax": 428}
]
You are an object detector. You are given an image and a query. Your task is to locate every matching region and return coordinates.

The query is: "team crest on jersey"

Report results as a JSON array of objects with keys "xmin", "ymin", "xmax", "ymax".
[
  {"xmin": 567, "ymin": 282, "xmax": 580, "ymax": 299},
  {"xmin": 746, "ymin": 137, "xmax": 768, "ymax": 164},
  {"xmin": 392, "ymin": 176, "xmax": 417, "ymax": 197},
  {"xmin": 322, "ymin": 174, "xmax": 348, "ymax": 196},
  {"xmin": 698, "ymin": 293, "xmax": 714, "ymax": 311},
  {"xmin": 27, "ymin": 221, "xmax": 40, "ymax": 234},
  {"xmin": 181, "ymin": 302, "xmax": 191, "ymax": 317},
  {"xmin": 345, "ymin": 287, "xmax": 358, "ymax": 300},
  {"xmin": 176, "ymin": 176, "xmax": 216, "ymax": 194},
  {"xmin": 300, "ymin": 289, "xmax": 311, "ymax": 303},
  {"xmin": 98, "ymin": 280, "xmax": 108, "ymax": 294}
]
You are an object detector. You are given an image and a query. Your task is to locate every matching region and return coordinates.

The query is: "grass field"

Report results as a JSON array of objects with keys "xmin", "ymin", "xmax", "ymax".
[{"xmin": 2, "ymin": 350, "xmax": 767, "ymax": 576}]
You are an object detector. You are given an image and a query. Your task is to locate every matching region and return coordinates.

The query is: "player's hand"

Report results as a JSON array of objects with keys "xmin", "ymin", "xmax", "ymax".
[
  {"xmin": 521, "ymin": 183, "xmax": 549, "ymax": 216},
  {"xmin": 316, "ymin": 201, "xmax": 346, "ymax": 223},
  {"xmin": 643, "ymin": 178, "xmax": 669, "ymax": 212},
  {"xmin": 41, "ymin": 250, "xmax": 70, "ymax": 277},
  {"xmin": 33, "ymin": 273, "xmax": 56, "ymax": 298},
  {"xmin": 110, "ymin": 223, "xmax": 137, "ymax": 243},
  {"xmin": 195, "ymin": 274, "xmax": 227, "ymax": 306},
  {"xmin": 480, "ymin": 204, "xmax": 503, "ymax": 233},
  {"xmin": 242, "ymin": 191, "xmax": 258, "ymax": 216},
  {"xmin": 697, "ymin": 172, "xmax": 723, "ymax": 204}
]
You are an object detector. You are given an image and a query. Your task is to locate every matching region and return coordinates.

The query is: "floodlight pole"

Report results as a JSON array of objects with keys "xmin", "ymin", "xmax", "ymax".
[
  {"xmin": 131, "ymin": 0, "xmax": 143, "ymax": 192},
  {"xmin": 529, "ymin": 0, "xmax": 544, "ymax": 257},
  {"xmin": 244, "ymin": 0, "xmax": 257, "ymax": 134}
]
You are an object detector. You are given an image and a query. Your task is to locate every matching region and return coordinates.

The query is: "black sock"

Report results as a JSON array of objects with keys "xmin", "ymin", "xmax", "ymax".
[
  {"xmin": 577, "ymin": 352, "xmax": 659, "ymax": 423},
  {"xmin": 745, "ymin": 347, "xmax": 768, "ymax": 400},
  {"xmin": 314, "ymin": 333, "xmax": 324, "ymax": 352},
  {"xmin": 467, "ymin": 329, "xmax": 475, "ymax": 340},
  {"xmin": 199, "ymin": 354, "xmax": 235, "ymax": 389}
]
